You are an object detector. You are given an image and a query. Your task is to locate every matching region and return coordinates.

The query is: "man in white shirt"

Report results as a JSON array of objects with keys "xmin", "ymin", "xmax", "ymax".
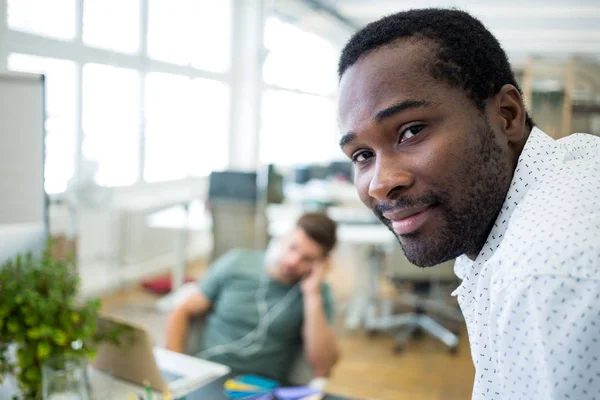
[{"xmin": 336, "ymin": 8, "xmax": 600, "ymax": 400}]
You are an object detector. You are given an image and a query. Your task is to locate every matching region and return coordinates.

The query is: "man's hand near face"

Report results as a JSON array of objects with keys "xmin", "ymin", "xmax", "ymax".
[
  {"xmin": 300, "ymin": 259, "xmax": 327, "ymax": 296},
  {"xmin": 301, "ymin": 259, "xmax": 339, "ymax": 378}
]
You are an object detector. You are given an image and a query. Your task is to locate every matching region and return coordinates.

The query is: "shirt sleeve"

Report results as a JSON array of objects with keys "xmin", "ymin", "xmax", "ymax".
[
  {"xmin": 197, "ymin": 249, "xmax": 240, "ymax": 302},
  {"xmin": 321, "ymin": 283, "xmax": 335, "ymax": 325},
  {"xmin": 492, "ymin": 274, "xmax": 600, "ymax": 400}
]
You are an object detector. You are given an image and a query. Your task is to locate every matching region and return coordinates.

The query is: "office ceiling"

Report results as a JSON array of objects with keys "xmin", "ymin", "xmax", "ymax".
[{"xmin": 275, "ymin": 0, "xmax": 600, "ymax": 68}]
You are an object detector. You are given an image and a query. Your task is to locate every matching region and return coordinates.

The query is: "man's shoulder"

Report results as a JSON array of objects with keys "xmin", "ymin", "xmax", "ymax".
[
  {"xmin": 497, "ymin": 197, "xmax": 600, "ymax": 282},
  {"xmin": 558, "ymin": 132, "xmax": 600, "ymax": 162},
  {"xmin": 498, "ymin": 132, "xmax": 599, "ymax": 280},
  {"xmin": 211, "ymin": 248, "xmax": 265, "ymax": 275},
  {"xmin": 515, "ymin": 132, "xmax": 599, "ymax": 228}
]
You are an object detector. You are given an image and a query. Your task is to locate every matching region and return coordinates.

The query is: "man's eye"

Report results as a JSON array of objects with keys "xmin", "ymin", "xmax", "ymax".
[
  {"xmin": 400, "ymin": 125, "xmax": 425, "ymax": 142},
  {"xmin": 351, "ymin": 150, "xmax": 374, "ymax": 163}
]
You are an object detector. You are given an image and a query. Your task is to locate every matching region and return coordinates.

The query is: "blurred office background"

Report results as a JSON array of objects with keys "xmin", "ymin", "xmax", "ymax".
[{"xmin": 1, "ymin": 1, "xmax": 600, "ymax": 399}]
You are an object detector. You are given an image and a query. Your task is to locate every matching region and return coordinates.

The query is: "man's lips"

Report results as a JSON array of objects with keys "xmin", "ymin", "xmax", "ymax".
[{"xmin": 383, "ymin": 204, "xmax": 435, "ymax": 235}]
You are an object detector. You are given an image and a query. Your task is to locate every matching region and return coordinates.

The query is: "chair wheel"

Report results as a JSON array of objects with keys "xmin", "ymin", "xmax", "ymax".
[
  {"xmin": 393, "ymin": 344, "xmax": 404, "ymax": 353},
  {"xmin": 366, "ymin": 329, "xmax": 378, "ymax": 338},
  {"xmin": 449, "ymin": 346, "xmax": 459, "ymax": 355}
]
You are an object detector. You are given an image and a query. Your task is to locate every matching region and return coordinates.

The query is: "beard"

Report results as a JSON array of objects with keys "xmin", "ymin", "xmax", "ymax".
[{"xmin": 373, "ymin": 118, "xmax": 512, "ymax": 267}]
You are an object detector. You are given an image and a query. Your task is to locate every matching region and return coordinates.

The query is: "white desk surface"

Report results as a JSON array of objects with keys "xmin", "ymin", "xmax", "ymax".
[
  {"xmin": 284, "ymin": 181, "xmax": 361, "ymax": 206},
  {"xmin": 116, "ymin": 191, "xmax": 202, "ymax": 213},
  {"xmin": 146, "ymin": 202, "xmax": 212, "ymax": 231},
  {"xmin": 269, "ymin": 221, "xmax": 394, "ymax": 246},
  {"xmin": 146, "ymin": 202, "xmax": 396, "ymax": 247},
  {"xmin": 268, "ymin": 205, "xmax": 395, "ymax": 247}
]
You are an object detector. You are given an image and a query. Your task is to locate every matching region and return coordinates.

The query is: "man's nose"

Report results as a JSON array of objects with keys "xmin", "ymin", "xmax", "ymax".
[
  {"xmin": 289, "ymin": 252, "xmax": 302, "ymax": 266},
  {"xmin": 368, "ymin": 155, "xmax": 414, "ymax": 201}
]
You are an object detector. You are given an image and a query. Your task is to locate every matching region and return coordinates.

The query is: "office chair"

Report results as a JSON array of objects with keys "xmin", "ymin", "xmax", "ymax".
[
  {"xmin": 365, "ymin": 247, "xmax": 463, "ymax": 354},
  {"xmin": 207, "ymin": 171, "xmax": 267, "ymax": 261}
]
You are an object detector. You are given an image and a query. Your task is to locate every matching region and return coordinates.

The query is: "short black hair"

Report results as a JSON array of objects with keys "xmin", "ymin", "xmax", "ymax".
[{"xmin": 338, "ymin": 8, "xmax": 534, "ymax": 128}]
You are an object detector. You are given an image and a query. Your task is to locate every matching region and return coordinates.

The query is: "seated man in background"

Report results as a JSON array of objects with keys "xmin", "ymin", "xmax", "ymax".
[{"xmin": 166, "ymin": 212, "xmax": 339, "ymax": 383}]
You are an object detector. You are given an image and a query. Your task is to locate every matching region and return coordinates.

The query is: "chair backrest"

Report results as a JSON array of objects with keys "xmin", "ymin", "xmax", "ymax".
[{"xmin": 208, "ymin": 170, "xmax": 267, "ymax": 261}]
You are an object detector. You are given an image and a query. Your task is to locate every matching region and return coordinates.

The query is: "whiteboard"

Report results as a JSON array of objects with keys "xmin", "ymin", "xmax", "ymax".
[{"xmin": 0, "ymin": 71, "xmax": 47, "ymax": 264}]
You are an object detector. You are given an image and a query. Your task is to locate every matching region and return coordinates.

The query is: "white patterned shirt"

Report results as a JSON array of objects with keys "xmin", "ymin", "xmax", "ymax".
[{"xmin": 453, "ymin": 127, "xmax": 600, "ymax": 400}]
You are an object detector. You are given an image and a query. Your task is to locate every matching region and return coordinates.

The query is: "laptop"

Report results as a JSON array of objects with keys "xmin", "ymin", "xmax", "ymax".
[{"xmin": 92, "ymin": 314, "xmax": 230, "ymax": 397}]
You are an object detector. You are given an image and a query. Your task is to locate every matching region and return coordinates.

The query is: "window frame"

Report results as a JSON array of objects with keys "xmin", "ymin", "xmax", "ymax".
[
  {"xmin": 1, "ymin": 0, "xmax": 233, "ymax": 194},
  {"xmin": 259, "ymin": 17, "xmax": 342, "ymax": 167}
]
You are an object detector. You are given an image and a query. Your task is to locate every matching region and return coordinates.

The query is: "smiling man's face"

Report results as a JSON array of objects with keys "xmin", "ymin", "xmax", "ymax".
[{"xmin": 338, "ymin": 40, "xmax": 513, "ymax": 267}]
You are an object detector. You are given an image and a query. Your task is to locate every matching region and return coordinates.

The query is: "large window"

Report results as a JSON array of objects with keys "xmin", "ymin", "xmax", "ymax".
[
  {"xmin": 147, "ymin": 0, "xmax": 232, "ymax": 72},
  {"xmin": 260, "ymin": 18, "xmax": 342, "ymax": 166},
  {"xmin": 261, "ymin": 90, "xmax": 338, "ymax": 166},
  {"xmin": 144, "ymin": 73, "xmax": 230, "ymax": 182},
  {"xmin": 263, "ymin": 18, "xmax": 338, "ymax": 96},
  {"xmin": 7, "ymin": 0, "xmax": 76, "ymax": 40},
  {"xmin": 4, "ymin": 0, "xmax": 232, "ymax": 193},
  {"xmin": 82, "ymin": 64, "xmax": 141, "ymax": 187},
  {"xmin": 83, "ymin": 0, "xmax": 141, "ymax": 54}
]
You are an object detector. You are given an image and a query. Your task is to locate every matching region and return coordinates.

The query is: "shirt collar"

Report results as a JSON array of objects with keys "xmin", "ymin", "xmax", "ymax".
[{"xmin": 453, "ymin": 127, "xmax": 563, "ymax": 281}]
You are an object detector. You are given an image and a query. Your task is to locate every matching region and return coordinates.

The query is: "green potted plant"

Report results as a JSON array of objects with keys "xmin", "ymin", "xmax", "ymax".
[{"xmin": 0, "ymin": 243, "xmax": 127, "ymax": 399}]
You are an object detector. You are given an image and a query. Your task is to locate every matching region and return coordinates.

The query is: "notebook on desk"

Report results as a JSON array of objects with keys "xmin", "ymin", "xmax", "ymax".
[{"xmin": 92, "ymin": 314, "xmax": 230, "ymax": 397}]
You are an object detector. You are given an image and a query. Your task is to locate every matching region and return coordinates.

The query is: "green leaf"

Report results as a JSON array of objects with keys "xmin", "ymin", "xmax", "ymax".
[
  {"xmin": 7, "ymin": 321, "xmax": 19, "ymax": 334},
  {"xmin": 26, "ymin": 327, "xmax": 43, "ymax": 340},
  {"xmin": 25, "ymin": 314, "xmax": 38, "ymax": 327},
  {"xmin": 0, "ymin": 305, "xmax": 10, "ymax": 318},
  {"xmin": 85, "ymin": 349, "xmax": 97, "ymax": 360},
  {"xmin": 24, "ymin": 366, "xmax": 40, "ymax": 382},
  {"xmin": 53, "ymin": 330, "xmax": 68, "ymax": 346},
  {"xmin": 37, "ymin": 341, "xmax": 51, "ymax": 360}
]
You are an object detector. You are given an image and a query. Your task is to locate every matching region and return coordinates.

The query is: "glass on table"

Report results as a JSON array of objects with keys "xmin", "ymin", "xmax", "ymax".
[{"xmin": 41, "ymin": 353, "xmax": 90, "ymax": 400}]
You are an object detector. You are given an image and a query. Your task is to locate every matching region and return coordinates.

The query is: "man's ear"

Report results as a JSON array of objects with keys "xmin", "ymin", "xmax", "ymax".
[{"xmin": 490, "ymin": 84, "xmax": 528, "ymax": 145}]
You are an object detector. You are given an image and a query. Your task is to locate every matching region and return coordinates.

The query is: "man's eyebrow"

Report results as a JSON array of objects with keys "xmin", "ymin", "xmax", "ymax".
[
  {"xmin": 375, "ymin": 99, "xmax": 432, "ymax": 121},
  {"xmin": 339, "ymin": 99, "xmax": 432, "ymax": 149},
  {"xmin": 339, "ymin": 132, "xmax": 357, "ymax": 148}
]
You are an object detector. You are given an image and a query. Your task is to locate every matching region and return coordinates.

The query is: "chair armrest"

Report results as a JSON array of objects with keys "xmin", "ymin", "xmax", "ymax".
[{"xmin": 184, "ymin": 314, "xmax": 206, "ymax": 356}]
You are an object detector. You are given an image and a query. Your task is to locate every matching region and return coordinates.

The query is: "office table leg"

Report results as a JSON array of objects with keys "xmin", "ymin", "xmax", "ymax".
[
  {"xmin": 365, "ymin": 246, "xmax": 385, "ymax": 331},
  {"xmin": 344, "ymin": 245, "xmax": 368, "ymax": 330},
  {"xmin": 156, "ymin": 203, "xmax": 189, "ymax": 313},
  {"xmin": 172, "ymin": 203, "xmax": 189, "ymax": 293},
  {"xmin": 344, "ymin": 245, "xmax": 386, "ymax": 331}
]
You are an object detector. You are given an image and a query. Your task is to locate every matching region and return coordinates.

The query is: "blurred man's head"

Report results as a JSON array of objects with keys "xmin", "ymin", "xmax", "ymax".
[
  {"xmin": 337, "ymin": 9, "xmax": 531, "ymax": 267},
  {"xmin": 268, "ymin": 212, "xmax": 337, "ymax": 283}
]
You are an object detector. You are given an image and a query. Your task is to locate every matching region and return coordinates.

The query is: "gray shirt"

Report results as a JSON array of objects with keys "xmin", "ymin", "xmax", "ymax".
[{"xmin": 196, "ymin": 248, "xmax": 335, "ymax": 382}]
